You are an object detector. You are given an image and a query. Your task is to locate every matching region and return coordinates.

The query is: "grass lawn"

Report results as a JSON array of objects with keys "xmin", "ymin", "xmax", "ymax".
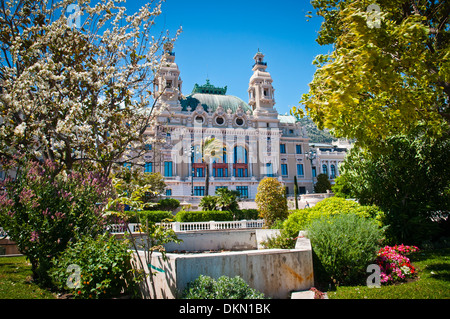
[
  {"xmin": 328, "ymin": 247, "xmax": 450, "ymax": 299},
  {"xmin": 0, "ymin": 256, "xmax": 57, "ymax": 299}
]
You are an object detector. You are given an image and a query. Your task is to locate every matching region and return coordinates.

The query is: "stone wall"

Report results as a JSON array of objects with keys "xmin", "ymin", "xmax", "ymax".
[{"xmin": 133, "ymin": 232, "xmax": 313, "ymax": 299}]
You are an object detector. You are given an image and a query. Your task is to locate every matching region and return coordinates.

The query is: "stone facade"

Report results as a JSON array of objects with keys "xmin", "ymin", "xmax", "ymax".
[{"xmin": 137, "ymin": 45, "xmax": 349, "ymax": 200}]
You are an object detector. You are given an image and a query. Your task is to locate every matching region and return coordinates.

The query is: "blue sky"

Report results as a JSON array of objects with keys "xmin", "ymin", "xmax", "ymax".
[{"xmin": 131, "ymin": 0, "xmax": 332, "ymax": 116}]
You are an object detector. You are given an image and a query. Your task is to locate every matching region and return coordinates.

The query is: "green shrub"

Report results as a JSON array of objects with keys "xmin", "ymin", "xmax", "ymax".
[
  {"xmin": 124, "ymin": 210, "xmax": 173, "ymax": 224},
  {"xmin": 50, "ymin": 233, "xmax": 140, "ymax": 299},
  {"xmin": 154, "ymin": 198, "xmax": 180, "ymax": 211},
  {"xmin": 182, "ymin": 275, "xmax": 265, "ymax": 299},
  {"xmin": 255, "ymin": 177, "xmax": 288, "ymax": 227},
  {"xmin": 174, "ymin": 210, "xmax": 233, "ymax": 222},
  {"xmin": 283, "ymin": 197, "xmax": 384, "ymax": 238},
  {"xmin": 234, "ymin": 209, "xmax": 260, "ymax": 220},
  {"xmin": 307, "ymin": 214, "xmax": 384, "ymax": 286},
  {"xmin": 314, "ymin": 173, "xmax": 331, "ymax": 193},
  {"xmin": 260, "ymin": 231, "xmax": 296, "ymax": 249},
  {"xmin": 199, "ymin": 195, "xmax": 218, "ymax": 211},
  {"xmin": 0, "ymin": 159, "xmax": 111, "ymax": 286}
]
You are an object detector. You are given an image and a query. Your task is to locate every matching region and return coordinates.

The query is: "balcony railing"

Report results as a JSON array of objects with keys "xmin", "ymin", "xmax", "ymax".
[
  {"xmin": 107, "ymin": 219, "xmax": 265, "ymax": 233},
  {"xmin": 253, "ymin": 61, "xmax": 267, "ymax": 68}
]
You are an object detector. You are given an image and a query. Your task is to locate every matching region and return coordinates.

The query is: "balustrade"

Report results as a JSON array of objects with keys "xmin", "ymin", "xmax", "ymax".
[{"xmin": 108, "ymin": 219, "xmax": 265, "ymax": 234}]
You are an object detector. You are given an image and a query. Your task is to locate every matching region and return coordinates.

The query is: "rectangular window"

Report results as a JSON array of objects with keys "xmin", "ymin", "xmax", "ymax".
[
  {"xmin": 194, "ymin": 186, "xmax": 205, "ymax": 196},
  {"xmin": 144, "ymin": 162, "xmax": 153, "ymax": 173},
  {"xmin": 164, "ymin": 161, "xmax": 173, "ymax": 177},
  {"xmin": 196, "ymin": 167, "xmax": 204, "ymax": 177},
  {"xmin": 297, "ymin": 164, "xmax": 304, "ymax": 176},
  {"xmin": 236, "ymin": 186, "xmax": 248, "ymax": 198},
  {"xmin": 165, "ymin": 189, "xmax": 172, "ymax": 197},
  {"xmin": 280, "ymin": 144, "xmax": 286, "ymax": 154},
  {"xmin": 312, "ymin": 166, "xmax": 317, "ymax": 178},
  {"xmin": 281, "ymin": 164, "xmax": 288, "ymax": 176},
  {"xmin": 234, "ymin": 168, "xmax": 247, "ymax": 177},
  {"xmin": 296, "ymin": 144, "xmax": 302, "ymax": 154}
]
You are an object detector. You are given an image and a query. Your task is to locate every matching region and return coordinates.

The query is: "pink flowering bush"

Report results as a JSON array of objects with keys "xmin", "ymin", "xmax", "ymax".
[
  {"xmin": 376, "ymin": 244, "xmax": 419, "ymax": 285},
  {"xmin": 0, "ymin": 158, "xmax": 113, "ymax": 285}
]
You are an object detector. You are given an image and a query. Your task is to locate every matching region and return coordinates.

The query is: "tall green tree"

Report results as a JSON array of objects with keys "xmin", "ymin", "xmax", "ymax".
[
  {"xmin": 335, "ymin": 132, "xmax": 450, "ymax": 244},
  {"xmin": 294, "ymin": 0, "xmax": 450, "ymax": 150}
]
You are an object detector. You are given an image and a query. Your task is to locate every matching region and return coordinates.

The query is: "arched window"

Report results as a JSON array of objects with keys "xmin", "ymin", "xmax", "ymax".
[
  {"xmin": 234, "ymin": 146, "xmax": 248, "ymax": 164},
  {"xmin": 322, "ymin": 164, "xmax": 328, "ymax": 175},
  {"xmin": 222, "ymin": 147, "xmax": 227, "ymax": 163},
  {"xmin": 330, "ymin": 165, "xmax": 336, "ymax": 178},
  {"xmin": 192, "ymin": 144, "xmax": 203, "ymax": 163}
]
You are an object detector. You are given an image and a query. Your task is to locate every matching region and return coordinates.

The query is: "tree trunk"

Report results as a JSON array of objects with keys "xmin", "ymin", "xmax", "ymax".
[
  {"xmin": 205, "ymin": 163, "xmax": 209, "ymax": 196},
  {"xmin": 294, "ymin": 175, "xmax": 299, "ymax": 210}
]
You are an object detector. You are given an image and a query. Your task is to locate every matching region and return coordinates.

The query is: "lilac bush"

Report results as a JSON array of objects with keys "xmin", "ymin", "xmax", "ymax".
[{"xmin": 0, "ymin": 158, "xmax": 113, "ymax": 285}]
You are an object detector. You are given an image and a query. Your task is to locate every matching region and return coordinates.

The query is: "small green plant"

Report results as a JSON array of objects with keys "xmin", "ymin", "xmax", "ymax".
[
  {"xmin": 50, "ymin": 233, "xmax": 141, "ymax": 299},
  {"xmin": 182, "ymin": 275, "xmax": 266, "ymax": 299},
  {"xmin": 199, "ymin": 195, "xmax": 218, "ymax": 211},
  {"xmin": 307, "ymin": 214, "xmax": 385, "ymax": 286}
]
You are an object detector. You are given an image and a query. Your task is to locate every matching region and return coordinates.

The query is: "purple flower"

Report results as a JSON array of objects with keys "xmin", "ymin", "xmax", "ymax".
[
  {"xmin": 30, "ymin": 231, "xmax": 39, "ymax": 242},
  {"xmin": 19, "ymin": 188, "xmax": 35, "ymax": 204}
]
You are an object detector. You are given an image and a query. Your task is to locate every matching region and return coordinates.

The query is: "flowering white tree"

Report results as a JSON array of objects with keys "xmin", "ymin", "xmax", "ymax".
[{"xmin": 0, "ymin": 0, "xmax": 181, "ymax": 176}]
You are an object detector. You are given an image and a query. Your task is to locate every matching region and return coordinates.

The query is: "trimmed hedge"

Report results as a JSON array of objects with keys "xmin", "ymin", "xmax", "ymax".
[
  {"xmin": 234, "ymin": 209, "xmax": 260, "ymax": 220},
  {"xmin": 152, "ymin": 198, "xmax": 180, "ymax": 211},
  {"xmin": 124, "ymin": 210, "xmax": 173, "ymax": 224},
  {"xmin": 174, "ymin": 210, "xmax": 233, "ymax": 222}
]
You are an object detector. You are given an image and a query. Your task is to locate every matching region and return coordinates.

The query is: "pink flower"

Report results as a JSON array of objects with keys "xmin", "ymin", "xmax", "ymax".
[
  {"xmin": 30, "ymin": 231, "xmax": 39, "ymax": 242},
  {"xmin": 19, "ymin": 188, "xmax": 35, "ymax": 204}
]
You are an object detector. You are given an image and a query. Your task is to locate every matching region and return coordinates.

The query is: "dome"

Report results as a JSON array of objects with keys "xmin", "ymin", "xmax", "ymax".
[
  {"xmin": 180, "ymin": 80, "xmax": 252, "ymax": 114},
  {"xmin": 181, "ymin": 93, "xmax": 252, "ymax": 114}
]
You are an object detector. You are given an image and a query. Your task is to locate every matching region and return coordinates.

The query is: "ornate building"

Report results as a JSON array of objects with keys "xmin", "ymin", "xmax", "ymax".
[{"xmin": 140, "ymin": 44, "xmax": 349, "ymax": 200}]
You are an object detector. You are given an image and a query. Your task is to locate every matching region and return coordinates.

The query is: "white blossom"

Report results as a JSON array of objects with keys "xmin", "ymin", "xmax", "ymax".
[{"xmin": 0, "ymin": 0, "xmax": 181, "ymax": 174}]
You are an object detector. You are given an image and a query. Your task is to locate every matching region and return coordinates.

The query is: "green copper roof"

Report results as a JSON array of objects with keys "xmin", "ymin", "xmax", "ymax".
[
  {"xmin": 192, "ymin": 79, "xmax": 227, "ymax": 95},
  {"xmin": 278, "ymin": 114, "xmax": 299, "ymax": 124},
  {"xmin": 182, "ymin": 80, "xmax": 252, "ymax": 114},
  {"xmin": 181, "ymin": 93, "xmax": 252, "ymax": 114}
]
